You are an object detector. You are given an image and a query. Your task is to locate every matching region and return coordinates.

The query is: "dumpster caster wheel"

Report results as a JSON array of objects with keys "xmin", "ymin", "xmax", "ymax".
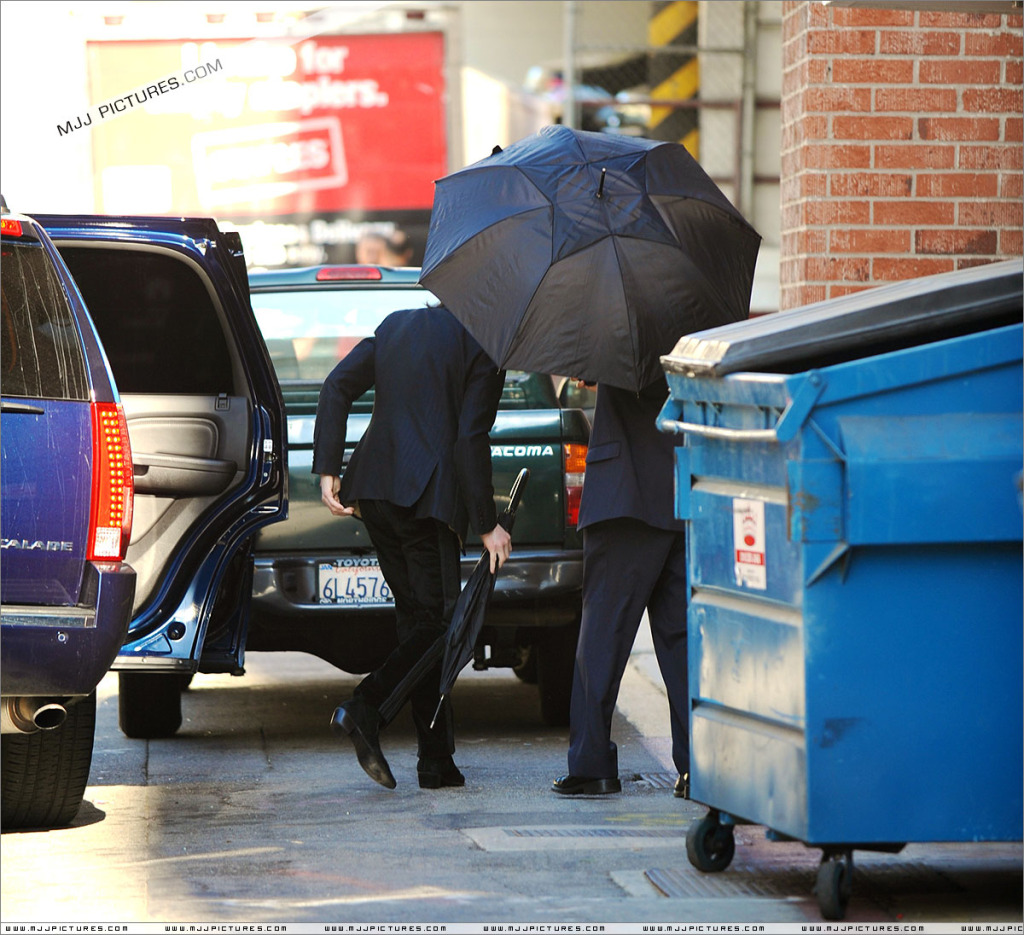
[
  {"xmin": 686, "ymin": 813, "xmax": 735, "ymax": 873},
  {"xmin": 815, "ymin": 854, "xmax": 853, "ymax": 920}
]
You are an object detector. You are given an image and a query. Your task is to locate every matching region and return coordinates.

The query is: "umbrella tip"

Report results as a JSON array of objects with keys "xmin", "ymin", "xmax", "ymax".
[{"xmin": 491, "ymin": 144, "xmax": 503, "ymax": 155}]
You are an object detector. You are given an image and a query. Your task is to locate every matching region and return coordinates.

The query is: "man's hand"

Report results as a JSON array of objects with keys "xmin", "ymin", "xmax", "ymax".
[
  {"xmin": 320, "ymin": 474, "xmax": 355, "ymax": 517},
  {"xmin": 481, "ymin": 523, "xmax": 512, "ymax": 574}
]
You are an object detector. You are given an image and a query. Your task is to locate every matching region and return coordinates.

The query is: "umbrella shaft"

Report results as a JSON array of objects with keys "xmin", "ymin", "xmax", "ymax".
[
  {"xmin": 377, "ymin": 637, "xmax": 445, "ymax": 725},
  {"xmin": 430, "ymin": 695, "xmax": 447, "ymax": 731}
]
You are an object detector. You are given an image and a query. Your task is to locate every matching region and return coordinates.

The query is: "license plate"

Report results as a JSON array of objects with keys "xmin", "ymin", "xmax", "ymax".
[{"xmin": 318, "ymin": 559, "xmax": 393, "ymax": 606}]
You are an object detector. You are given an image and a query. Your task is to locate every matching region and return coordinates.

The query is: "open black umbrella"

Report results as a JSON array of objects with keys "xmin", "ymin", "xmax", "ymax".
[
  {"xmin": 420, "ymin": 124, "xmax": 761, "ymax": 393},
  {"xmin": 429, "ymin": 467, "xmax": 529, "ymax": 729}
]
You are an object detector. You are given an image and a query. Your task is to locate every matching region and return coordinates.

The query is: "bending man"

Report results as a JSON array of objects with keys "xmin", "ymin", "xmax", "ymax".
[{"xmin": 314, "ymin": 304, "xmax": 511, "ymax": 790}]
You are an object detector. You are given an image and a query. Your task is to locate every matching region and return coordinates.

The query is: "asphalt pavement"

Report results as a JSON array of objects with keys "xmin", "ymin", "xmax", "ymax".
[{"xmin": 0, "ymin": 628, "xmax": 1020, "ymax": 932}]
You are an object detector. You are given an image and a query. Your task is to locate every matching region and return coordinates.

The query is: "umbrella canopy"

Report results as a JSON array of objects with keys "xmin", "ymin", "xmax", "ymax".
[
  {"xmin": 429, "ymin": 468, "xmax": 529, "ymax": 729},
  {"xmin": 420, "ymin": 124, "xmax": 762, "ymax": 393}
]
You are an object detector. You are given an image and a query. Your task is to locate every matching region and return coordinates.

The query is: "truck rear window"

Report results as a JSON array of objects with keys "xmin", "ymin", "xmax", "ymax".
[
  {"xmin": 1, "ymin": 240, "xmax": 89, "ymax": 401},
  {"xmin": 250, "ymin": 286, "xmax": 559, "ymax": 410},
  {"xmin": 251, "ymin": 287, "xmax": 414, "ymax": 384}
]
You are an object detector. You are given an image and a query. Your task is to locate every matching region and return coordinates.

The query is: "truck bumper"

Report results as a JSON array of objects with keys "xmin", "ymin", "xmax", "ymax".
[{"xmin": 251, "ymin": 549, "xmax": 583, "ymax": 625}]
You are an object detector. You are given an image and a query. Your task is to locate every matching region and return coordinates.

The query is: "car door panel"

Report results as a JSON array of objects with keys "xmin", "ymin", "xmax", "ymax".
[
  {"xmin": 120, "ymin": 393, "xmax": 250, "ymax": 612},
  {"xmin": 133, "ymin": 453, "xmax": 237, "ymax": 496},
  {"xmin": 126, "ymin": 394, "xmax": 246, "ymax": 497},
  {"xmin": 35, "ymin": 215, "xmax": 287, "ymax": 674}
]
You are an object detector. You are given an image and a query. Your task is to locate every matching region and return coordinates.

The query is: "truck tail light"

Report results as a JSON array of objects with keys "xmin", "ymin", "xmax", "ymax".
[
  {"xmin": 564, "ymin": 443, "xmax": 587, "ymax": 529},
  {"xmin": 316, "ymin": 266, "xmax": 383, "ymax": 281},
  {"xmin": 88, "ymin": 402, "xmax": 134, "ymax": 561}
]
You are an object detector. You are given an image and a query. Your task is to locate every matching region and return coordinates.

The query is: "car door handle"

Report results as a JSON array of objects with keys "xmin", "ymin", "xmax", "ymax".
[{"xmin": 1, "ymin": 401, "xmax": 45, "ymax": 415}]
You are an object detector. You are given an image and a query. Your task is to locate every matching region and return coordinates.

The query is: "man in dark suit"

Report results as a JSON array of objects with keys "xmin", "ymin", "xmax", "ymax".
[
  {"xmin": 313, "ymin": 304, "xmax": 511, "ymax": 790},
  {"xmin": 552, "ymin": 375, "xmax": 690, "ymax": 797}
]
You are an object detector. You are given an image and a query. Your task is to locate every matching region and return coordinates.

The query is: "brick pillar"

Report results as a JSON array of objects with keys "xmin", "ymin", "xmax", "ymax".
[{"xmin": 780, "ymin": 2, "xmax": 1023, "ymax": 310}]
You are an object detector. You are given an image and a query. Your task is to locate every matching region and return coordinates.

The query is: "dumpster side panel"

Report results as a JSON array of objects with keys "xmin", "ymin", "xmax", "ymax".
[
  {"xmin": 690, "ymin": 703, "xmax": 809, "ymax": 840},
  {"xmin": 686, "ymin": 444, "xmax": 812, "ymax": 837},
  {"xmin": 686, "ymin": 428, "xmax": 789, "ymax": 489},
  {"xmin": 690, "ymin": 591, "xmax": 805, "ymax": 726},
  {"xmin": 688, "ymin": 488, "xmax": 798, "ymax": 607},
  {"xmin": 839, "ymin": 412, "xmax": 1024, "ymax": 545},
  {"xmin": 787, "ymin": 327, "xmax": 1023, "ymax": 455},
  {"xmin": 803, "ymin": 542, "xmax": 1023, "ymax": 843}
]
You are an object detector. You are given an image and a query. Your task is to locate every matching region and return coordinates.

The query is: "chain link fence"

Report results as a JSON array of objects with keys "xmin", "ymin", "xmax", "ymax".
[{"xmin": 557, "ymin": 0, "xmax": 779, "ymax": 221}]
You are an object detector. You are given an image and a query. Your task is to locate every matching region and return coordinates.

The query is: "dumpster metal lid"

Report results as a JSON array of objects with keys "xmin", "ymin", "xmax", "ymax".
[{"xmin": 662, "ymin": 259, "xmax": 1023, "ymax": 378}]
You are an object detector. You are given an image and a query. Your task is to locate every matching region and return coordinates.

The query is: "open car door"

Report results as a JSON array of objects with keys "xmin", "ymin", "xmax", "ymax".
[{"xmin": 36, "ymin": 215, "xmax": 287, "ymax": 738}]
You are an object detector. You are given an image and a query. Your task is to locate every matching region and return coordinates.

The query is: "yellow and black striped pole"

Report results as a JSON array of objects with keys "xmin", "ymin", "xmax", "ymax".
[{"xmin": 648, "ymin": 0, "xmax": 699, "ymax": 157}]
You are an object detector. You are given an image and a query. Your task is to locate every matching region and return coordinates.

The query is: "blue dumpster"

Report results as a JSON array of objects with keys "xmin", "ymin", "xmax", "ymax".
[{"xmin": 658, "ymin": 259, "xmax": 1023, "ymax": 920}]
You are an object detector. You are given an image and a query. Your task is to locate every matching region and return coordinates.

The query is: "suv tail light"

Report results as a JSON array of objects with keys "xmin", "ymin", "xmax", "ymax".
[
  {"xmin": 564, "ymin": 443, "xmax": 587, "ymax": 529},
  {"xmin": 88, "ymin": 402, "xmax": 134, "ymax": 561}
]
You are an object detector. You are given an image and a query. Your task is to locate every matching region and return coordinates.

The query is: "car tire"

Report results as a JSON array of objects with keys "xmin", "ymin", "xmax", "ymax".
[
  {"xmin": 118, "ymin": 672, "xmax": 183, "ymax": 739},
  {"xmin": 536, "ymin": 619, "xmax": 580, "ymax": 727},
  {"xmin": 0, "ymin": 692, "xmax": 97, "ymax": 831},
  {"xmin": 513, "ymin": 645, "xmax": 539, "ymax": 684}
]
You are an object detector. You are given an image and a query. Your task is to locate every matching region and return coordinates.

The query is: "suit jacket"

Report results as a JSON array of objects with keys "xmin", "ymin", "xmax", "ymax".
[
  {"xmin": 312, "ymin": 305, "xmax": 505, "ymax": 541},
  {"xmin": 577, "ymin": 375, "xmax": 685, "ymax": 533}
]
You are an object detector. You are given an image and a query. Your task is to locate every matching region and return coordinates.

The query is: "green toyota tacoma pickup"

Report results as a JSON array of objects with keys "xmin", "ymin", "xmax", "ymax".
[{"xmin": 246, "ymin": 266, "xmax": 590, "ymax": 725}]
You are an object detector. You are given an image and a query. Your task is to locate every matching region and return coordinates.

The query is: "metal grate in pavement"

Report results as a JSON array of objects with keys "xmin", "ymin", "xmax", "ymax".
[
  {"xmin": 464, "ymin": 824, "xmax": 688, "ymax": 851},
  {"xmin": 633, "ymin": 771, "xmax": 678, "ymax": 790},
  {"xmin": 646, "ymin": 865, "xmax": 813, "ymax": 899},
  {"xmin": 506, "ymin": 827, "xmax": 684, "ymax": 839},
  {"xmin": 644, "ymin": 859, "xmax": 974, "ymax": 900}
]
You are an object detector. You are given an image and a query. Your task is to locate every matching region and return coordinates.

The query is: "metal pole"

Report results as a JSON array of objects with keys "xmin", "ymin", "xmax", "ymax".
[
  {"xmin": 739, "ymin": 0, "xmax": 758, "ymax": 216},
  {"xmin": 563, "ymin": 0, "xmax": 577, "ymax": 129},
  {"xmin": 446, "ymin": 3, "xmax": 465, "ymax": 172}
]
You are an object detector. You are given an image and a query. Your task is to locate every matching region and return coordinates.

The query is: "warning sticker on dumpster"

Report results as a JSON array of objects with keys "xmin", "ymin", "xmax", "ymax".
[{"xmin": 733, "ymin": 498, "xmax": 767, "ymax": 590}]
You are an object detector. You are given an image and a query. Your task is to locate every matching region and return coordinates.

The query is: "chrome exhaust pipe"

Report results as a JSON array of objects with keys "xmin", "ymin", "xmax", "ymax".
[{"xmin": 1, "ymin": 697, "xmax": 68, "ymax": 734}]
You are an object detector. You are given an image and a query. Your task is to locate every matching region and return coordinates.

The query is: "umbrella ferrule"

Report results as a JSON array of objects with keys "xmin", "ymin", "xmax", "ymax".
[{"xmin": 596, "ymin": 167, "xmax": 607, "ymax": 199}]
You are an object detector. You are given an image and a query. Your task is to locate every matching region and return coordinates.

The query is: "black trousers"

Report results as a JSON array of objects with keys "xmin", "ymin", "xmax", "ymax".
[
  {"xmin": 353, "ymin": 499, "xmax": 461, "ymax": 759},
  {"xmin": 568, "ymin": 517, "xmax": 689, "ymax": 779}
]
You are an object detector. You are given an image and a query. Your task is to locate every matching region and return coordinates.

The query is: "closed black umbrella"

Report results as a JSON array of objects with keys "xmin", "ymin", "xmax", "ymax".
[
  {"xmin": 420, "ymin": 125, "xmax": 761, "ymax": 393},
  {"xmin": 376, "ymin": 469, "xmax": 530, "ymax": 730},
  {"xmin": 429, "ymin": 468, "xmax": 529, "ymax": 729}
]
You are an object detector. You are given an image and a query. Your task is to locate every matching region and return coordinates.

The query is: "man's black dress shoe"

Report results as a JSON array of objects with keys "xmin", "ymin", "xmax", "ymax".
[
  {"xmin": 674, "ymin": 772, "xmax": 690, "ymax": 799},
  {"xmin": 552, "ymin": 774, "xmax": 621, "ymax": 795},
  {"xmin": 417, "ymin": 756, "xmax": 465, "ymax": 789},
  {"xmin": 330, "ymin": 700, "xmax": 396, "ymax": 790}
]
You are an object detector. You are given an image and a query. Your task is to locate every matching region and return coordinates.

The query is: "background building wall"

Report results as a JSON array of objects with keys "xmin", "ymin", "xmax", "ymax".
[
  {"xmin": 1, "ymin": 0, "xmax": 781, "ymax": 300},
  {"xmin": 780, "ymin": 1, "xmax": 1023, "ymax": 310}
]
